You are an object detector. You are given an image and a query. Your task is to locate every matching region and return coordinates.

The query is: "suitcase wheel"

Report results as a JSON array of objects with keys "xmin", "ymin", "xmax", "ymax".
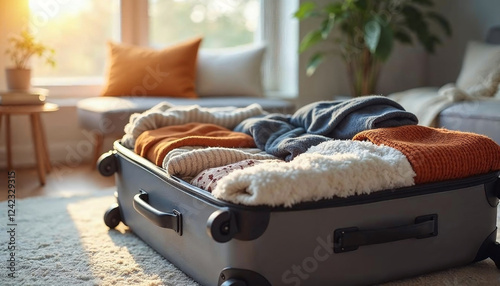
[
  {"xmin": 220, "ymin": 279, "xmax": 246, "ymax": 286},
  {"xmin": 104, "ymin": 203, "xmax": 122, "ymax": 229},
  {"xmin": 207, "ymin": 209, "xmax": 238, "ymax": 243},
  {"xmin": 218, "ymin": 268, "xmax": 271, "ymax": 286},
  {"xmin": 97, "ymin": 151, "xmax": 118, "ymax": 176},
  {"xmin": 489, "ymin": 242, "xmax": 500, "ymax": 269}
]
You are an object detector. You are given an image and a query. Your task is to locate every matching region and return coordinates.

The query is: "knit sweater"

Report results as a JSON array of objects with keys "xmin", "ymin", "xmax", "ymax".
[
  {"xmin": 122, "ymin": 102, "xmax": 266, "ymax": 148},
  {"xmin": 135, "ymin": 123, "xmax": 256, "ymax": 166},
  {"xmin": 163, "ymin": 147, "xmax": 278, "ymax": 180},
  {"xmin": 353, "ymin": 125, "xmax": 500, "ymax": 184}
]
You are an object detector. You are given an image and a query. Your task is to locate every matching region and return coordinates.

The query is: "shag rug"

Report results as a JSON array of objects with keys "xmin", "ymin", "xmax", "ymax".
[{"xmin": 1, "ymin": 190, "xmax": 499, "ymax": 286}]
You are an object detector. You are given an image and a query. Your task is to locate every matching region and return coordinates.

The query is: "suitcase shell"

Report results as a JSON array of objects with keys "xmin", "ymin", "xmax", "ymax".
[{"xmin": 101, "ymin": 141, "xmax": 500, "ymax": 286}]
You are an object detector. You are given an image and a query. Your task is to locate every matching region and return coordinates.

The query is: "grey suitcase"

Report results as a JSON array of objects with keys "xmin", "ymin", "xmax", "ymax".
[{"xmin": 100, "ymin": 140, "xmax": 500, "ymax": 286}]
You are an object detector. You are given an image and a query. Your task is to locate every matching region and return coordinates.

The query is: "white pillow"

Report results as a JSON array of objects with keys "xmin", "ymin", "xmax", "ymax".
[
  {"xmin": 196, "ymin": 44, "xmax": 266, "ymax": 97},
  {"xmin": 456, "ymin": 41, "xmax": 500, "ymax": 97}
]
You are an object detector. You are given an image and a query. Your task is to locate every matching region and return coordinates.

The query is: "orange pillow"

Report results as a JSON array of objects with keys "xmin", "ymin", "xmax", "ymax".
[{"xmin": 101, "ymin": 37, "xmax": 202, "ymax": 98}]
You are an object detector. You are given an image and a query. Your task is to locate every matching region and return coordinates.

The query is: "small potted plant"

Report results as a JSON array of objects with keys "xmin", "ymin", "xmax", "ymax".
[
  {"xmin": 294, "ymin": 0, "xmax": 452, "ymax": 97},
  {"xmin": 4, "ymin": 29, "xmax": 55, "ymax": 91}
]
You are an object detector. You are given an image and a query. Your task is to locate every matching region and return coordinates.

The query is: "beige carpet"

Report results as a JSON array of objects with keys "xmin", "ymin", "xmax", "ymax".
[{"xmin": 0, "ymin": 190, "xmax": 499, "ymax": 286}]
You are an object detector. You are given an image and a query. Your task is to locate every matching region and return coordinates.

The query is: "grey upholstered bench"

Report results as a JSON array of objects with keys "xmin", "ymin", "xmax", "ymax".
[
  {"xmin": 437, "ymin": 99, "xmax": 500, "ymax": 144},
  {"xmin": 438, "ymin": 25, "xmax": 500, "ymax": 144},
  {"xmin": 77, "ymin": 96, "xmax": 295, "ymax": 165}
]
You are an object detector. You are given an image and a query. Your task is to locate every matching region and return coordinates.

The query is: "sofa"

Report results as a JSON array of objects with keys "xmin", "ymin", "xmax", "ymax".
[
  {"xmin": 389, "ymin": 26, "xmax": 500, "ymax": 145},
  {"xmin": 76, "ymin": 39, "xmax": 295, "ymax": 165}
]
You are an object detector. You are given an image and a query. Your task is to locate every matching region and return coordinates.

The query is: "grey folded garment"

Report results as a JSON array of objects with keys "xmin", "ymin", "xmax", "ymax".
[
  {"xmin": 235, "ymin": 95, "xmax": 418, "ymax": 161},
  {"xmin": 291, "ymin": 95, "xmax": 419, "ymax": 139},
  {"xmin": 235, "ymin": 114, "xmax": 330, "ymax": 161}
]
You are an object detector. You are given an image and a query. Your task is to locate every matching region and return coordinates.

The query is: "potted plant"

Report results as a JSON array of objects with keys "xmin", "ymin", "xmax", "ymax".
[
  {"xmin": 294, "ymin": 0, "xmax": 452, "ymax": 97},
  {"xmin": 4, "ymin": 29, "xmax": 55, "ymax": 91}
]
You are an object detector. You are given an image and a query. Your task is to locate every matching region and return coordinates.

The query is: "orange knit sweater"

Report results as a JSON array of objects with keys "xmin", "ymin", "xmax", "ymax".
[
  {"xmin": 353, "ymin": 125, "xmax": 500, "ymax": 184},
  {"xmin": 135, "ymin": 123, "xmax": 256, "ymax": 166}
]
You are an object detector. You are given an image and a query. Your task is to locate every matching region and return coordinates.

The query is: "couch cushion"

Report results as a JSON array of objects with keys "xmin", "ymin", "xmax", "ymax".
[
  {"xmin": 197, "ymin": 44, "xmax": 266, "ymax": 97},
  {"xmin": 77, "ymin": 96, "xmax": 295, "ymax": 136},
  {"xmin": 456, "ymin": 41, "xmax": 500, "ymax": 97},
  {"xmin": 437, "ymin": 99, "xmax": 500, "ymax": 144},
  {"xmin": 101, "ymin": 37, "xmax": 202, "ymax": 98}
]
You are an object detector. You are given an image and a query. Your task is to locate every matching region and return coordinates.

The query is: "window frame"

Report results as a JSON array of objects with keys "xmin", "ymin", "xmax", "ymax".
[{"xmin": 34, "ymin": 0, "xmax": 298, "ymax": 98}]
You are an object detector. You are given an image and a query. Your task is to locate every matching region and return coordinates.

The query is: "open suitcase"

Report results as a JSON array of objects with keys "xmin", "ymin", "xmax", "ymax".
[{"xmin": 99, "ymin": 140, "xmax": 500, "ymax": 286}]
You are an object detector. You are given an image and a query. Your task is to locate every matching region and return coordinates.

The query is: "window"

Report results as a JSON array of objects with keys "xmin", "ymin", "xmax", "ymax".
[
  {"xmin": 28, "ymin": 0, "xmax": 120, "ymax": 84},
  {"xmin": 149, "ymin": 0, "xmax": 260, "ymax": 48},
  {"xmin": 28, "ymin": 0, "xmax": 297, "ymax": 97}
]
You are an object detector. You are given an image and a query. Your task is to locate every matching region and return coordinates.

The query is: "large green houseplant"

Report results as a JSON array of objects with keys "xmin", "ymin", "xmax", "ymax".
[
  {"xmin": 295, "ymin": 0, "xmax": 452, "ymax": 97},
  {"xmin": 4, "ymin": 29, "xmax": 55, "ymax": 90}
]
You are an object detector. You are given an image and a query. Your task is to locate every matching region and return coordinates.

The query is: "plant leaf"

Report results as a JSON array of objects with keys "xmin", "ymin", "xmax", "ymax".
[
  {"xmin": 423, "ymin": 34, "xmax": 441, "ymax": 53},
  {"xmin": 320, "ymin": 17, "xmax": 336, "ymax": 39},
  {"xmin": 299, "ymin": 30, "xmax": 323, "ymax": 53},
  {"xmin": 354, "ymin": 0, "xmax": 368, "ymax": 10},
  {"xmin": 323, "ymin": 2, "xmax": 343, "ymax": 15},
  {"xmin": 394, "ymin": 30, "xmax": 413, "ymax": 45},
  {"xmin": 374, "ymin": 22, "xmax": 394, "ymax": 61},
  {"xmin": 426, "ymin": 11, "xmax": 452, "ymax": 36},
  {"xmin": 364, "ymin": 20, "xmax": 381, "ymax": 53},
  {"xmin": 402, "ymin": 5, "xmax": 430, "ymax": 42},
  {"xmin": 294, "ymin": 2, "xmax": 317, "ymax": 20},
  {"xmin": 342, "ymin": 0, "xmax": 356, "ymax": 10},
  {"xmin": 410, "ymin": 0, "xmax": 434, "ymax": 6},
  {"xmin": 402, "ymin": 5, "xmax": 424, "ymax": 27},
  {"xmin": 306, "ymin": 53, "xmax": 325, "ymax": 76}
]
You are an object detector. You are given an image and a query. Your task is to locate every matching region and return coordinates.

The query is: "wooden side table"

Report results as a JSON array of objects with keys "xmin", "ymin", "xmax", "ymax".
[{"xmin": 0, "ymin": 103, "xmax": 59, "ymax": 185}]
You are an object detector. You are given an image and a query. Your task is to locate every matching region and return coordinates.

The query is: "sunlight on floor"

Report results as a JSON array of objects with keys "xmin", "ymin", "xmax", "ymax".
[{"xmin": 0, "ymin": 163, "xmax": 115, "ymax": 200}]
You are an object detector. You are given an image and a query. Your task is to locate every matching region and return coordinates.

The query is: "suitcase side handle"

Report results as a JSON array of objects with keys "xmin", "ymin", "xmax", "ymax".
[
  {"xmin": 133, "ymin": 190, "xmax": 182, "ymax": 235},
  {"xmin": 334, "ymin": 214, "xmax": 438, "ymax": 253}
]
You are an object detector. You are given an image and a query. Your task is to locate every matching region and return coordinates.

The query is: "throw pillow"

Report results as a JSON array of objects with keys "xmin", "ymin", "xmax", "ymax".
[
  {"xmin": 101, "ymin": 37, "xmax": 202, "ymax": 98},
  {"xmin": 456, "ymin": 41, "xmax": 500, "ymax": 97},
  {"xmin": 196, "ymin": 44, "xmax": 266, "ymax": 97}
]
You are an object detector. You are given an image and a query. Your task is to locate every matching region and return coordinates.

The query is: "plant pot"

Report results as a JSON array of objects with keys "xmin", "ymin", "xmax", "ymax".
[{"xmin": 5, "ymin": 68, "xmax": 31, "ymax": 91}]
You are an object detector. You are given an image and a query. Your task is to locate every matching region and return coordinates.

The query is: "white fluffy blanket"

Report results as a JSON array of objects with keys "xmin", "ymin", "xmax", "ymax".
[
  {"xmin": 121, "ymin": 103, "xmax": 266, "ymax": 148},
  {"xmin": 212, "ymin": 140, "xmax": 416, "ymax": 207},
  {"xmin": 388, "ymin": 84, "xmax": 481, "ymax": 127}
]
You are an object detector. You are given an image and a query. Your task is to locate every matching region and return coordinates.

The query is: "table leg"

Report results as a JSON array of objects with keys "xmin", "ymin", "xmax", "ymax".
[
  {"xmin": 6, "ymin": 115, "xmax": 12, "ymax": 171},
  {"xmin": 36, "ymin": 114, "xmax": 52, "ymax": 173},
  {"xmin": 30, "ymin": 114, "xmax": 46, "ymax": 186},
  {"xmin": 0, "ymin": 115, "xmax": 4, "ymax": 170},
  {"xmin": 0, "ymin": 115, "xmax": 2, "ymax": 165}
]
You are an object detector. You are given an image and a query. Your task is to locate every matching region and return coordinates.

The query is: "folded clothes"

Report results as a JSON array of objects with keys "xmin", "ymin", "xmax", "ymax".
[
  {"xmin": 191, "ymin": 159, "xmax": 278, "ymax": 192},
  {"xmin": 212, "ymin": 140, "xmax": 415, "ymax": 207},
  {"xmin": 235, "ymin": 95, "xmax": 418, "ymax": 161},
  {"xmin": 122, "ymin": 102, "xmax": 266, "ymax": 148},
  {"xmin": 291, "ymin": 96, "xmax": 418, "ymax": 138},
  {"xmin": 163, "ymin": 147, "xmax": 278, "ymax": 181},
  {"xmin": 353, "ymin": 125, "xmax": 500, "ymax": 184},
  {"xmin": 234, "ymin": 114, "xmax": 330, "ymax": 160},
  {"xmin": 135, "ymin": 123, "xmax": 256, "ymax": 166}
]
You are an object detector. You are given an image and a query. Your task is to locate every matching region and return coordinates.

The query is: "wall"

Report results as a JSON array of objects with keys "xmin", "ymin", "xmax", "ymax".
[
  {"xmin": 296, "ymin": 0, "xmax": 500, "ymax": 107},
  {"xmin": 0, "ymin": 0, "xmax": 28, "ymax": 90},
  {"xmin": 427, "ymin": 0, "xmax": 500, "ymax": 85}
]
